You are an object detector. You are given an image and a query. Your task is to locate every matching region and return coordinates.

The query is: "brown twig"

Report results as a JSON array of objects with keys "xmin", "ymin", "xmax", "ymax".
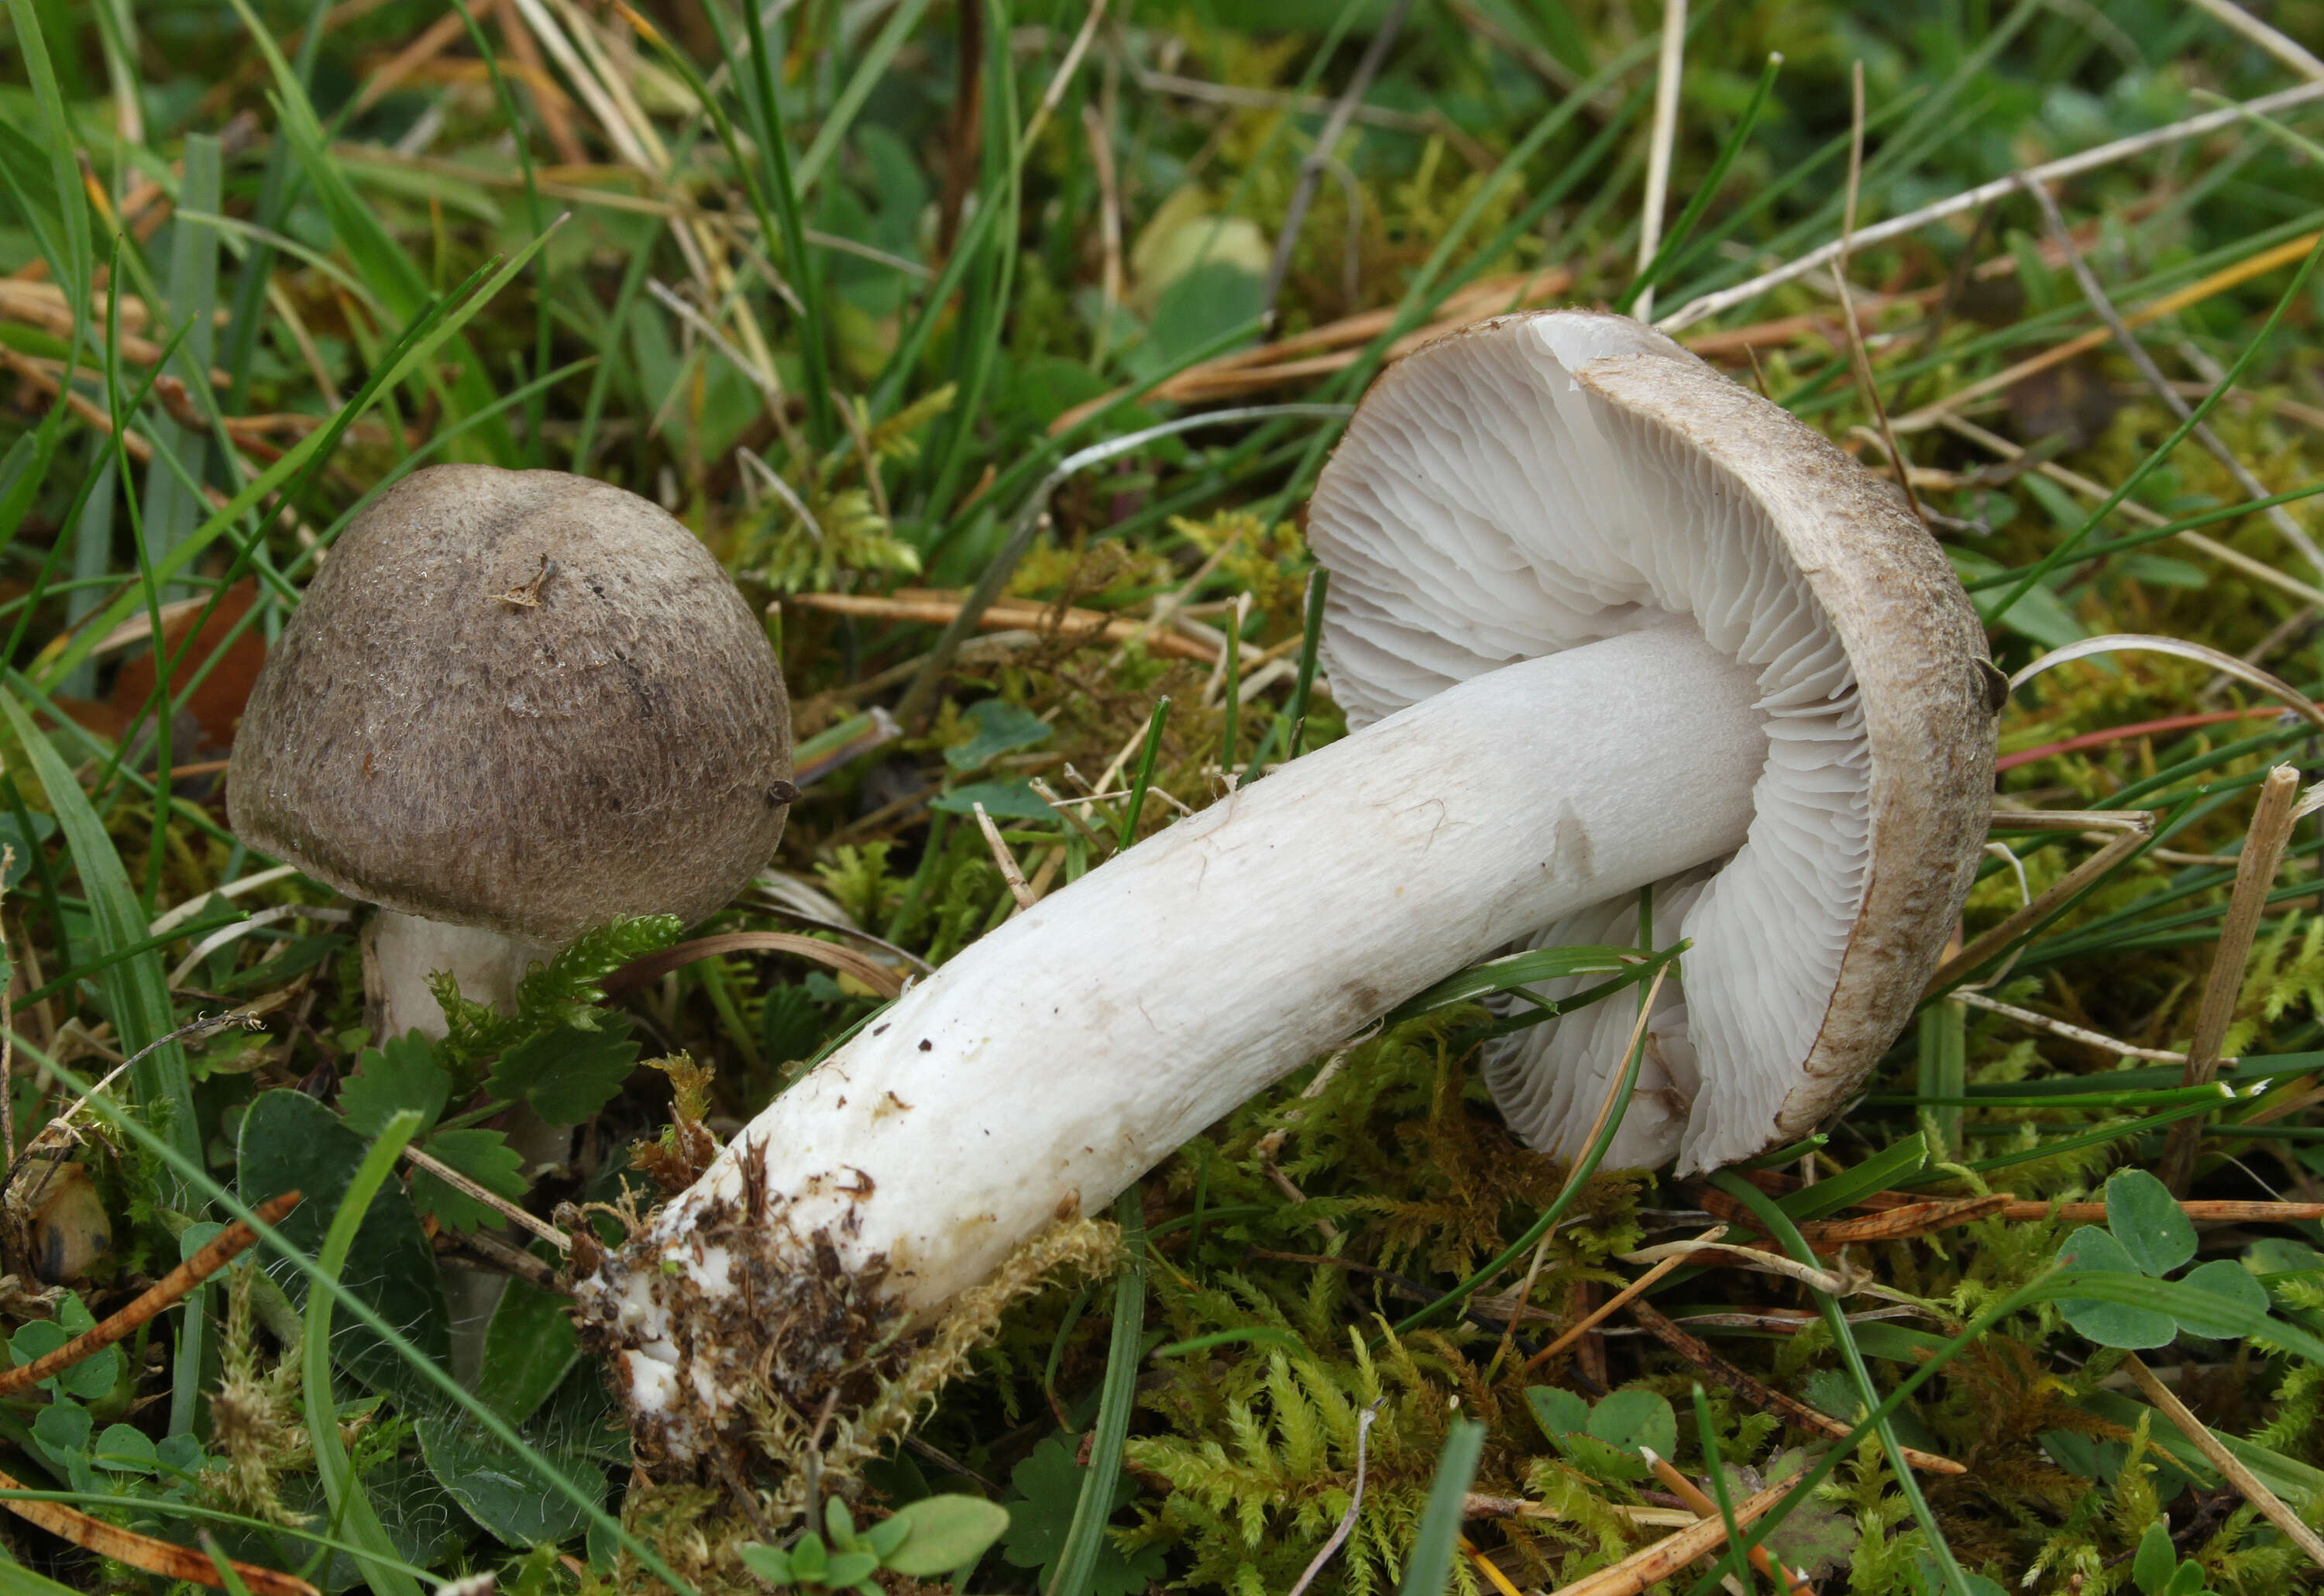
[
  {"xmin": 449, "ymin": 1226, "xmax": 566, "ymax": 1292},
  {"xmin": 1638, "ymin": 1449, "xmax": 1815, "ymax": 1594},
  {"xmin": 403, "ymin": 1144, "xmax": 568, "ymax": 1250},
  {"xmin": 1626, "ymin": 1298, "xmax": 1965, "ymax": 1474},
  {"xmin": 2124, "ymin": 1353, "xmax": 2324, "ymax": 1570},
  {"xmin": 0, "ymin": 1464, "xmax": 317, "ymax": 1596},
  {"xmin": 2162, "ymin": 763, "xmax": 2304, "ymax": 1192},
  {"xmin": 603, "ymin": 931, "xmax": 906, "ymax": 999},
  {"xmin": 0, "ymin": 1188, "xmax": 302, "ymax": 1398},
  {"xmin": 1259, "ymin": 0, "xmax": 1418, "ymax": 320},
  {"xmin": 1831, "ymin": 60, "xmax": 1926, "ymax": 526},
  {"xmin": 787, "ymin": 590, "xmax": 1219, "ymax": 662},
  {"xmin": 1545, "ymin": 1465, "xmax": 1812, "ymax": 1596},
  {"xmin": 1520, "ymin": 1226, "xmax": 1724, "ymax": 1375}
]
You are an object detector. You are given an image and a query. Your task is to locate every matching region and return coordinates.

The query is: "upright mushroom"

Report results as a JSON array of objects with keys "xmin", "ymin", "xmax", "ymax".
[
  {"xmin": 228, "ymin": 465, "xmax": 794, "ymax": 1040},
  {"xmin": 575, "ymin": 310, "xmax": 1998, "ymax": 1467}
]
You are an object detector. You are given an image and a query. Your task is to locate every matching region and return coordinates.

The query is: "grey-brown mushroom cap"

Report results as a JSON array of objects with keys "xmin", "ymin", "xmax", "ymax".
[
  {"xmin": 1579, "ymin": 349, "xmax": 1997, "ymax": 1147},
  {"xmin": 1308, "ymin": 308, "xmax": 1998, "ymax": 1171},
  {"xmin": 227, "ymin": 465, "xmax": 792, "ymax": 948}
]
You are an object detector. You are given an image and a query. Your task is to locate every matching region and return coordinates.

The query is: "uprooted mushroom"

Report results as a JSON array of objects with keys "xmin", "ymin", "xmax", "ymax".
[{"xmin": 570, "ymin": 310, "xmax": 2001, "ymax": 1470}]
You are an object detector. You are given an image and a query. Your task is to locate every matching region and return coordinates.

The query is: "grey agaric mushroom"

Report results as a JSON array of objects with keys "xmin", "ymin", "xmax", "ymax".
[
  {"xmin": 1308, "ymin": 310, "xmax": 1999, "ymax": 1171},
  {"xmin": 575, "ymin": 310, "xmax": 1997, "ymax": 1468},
  {"xmin": 228, "ymin": 465, "xmax": 794, "ymax": 1039}
]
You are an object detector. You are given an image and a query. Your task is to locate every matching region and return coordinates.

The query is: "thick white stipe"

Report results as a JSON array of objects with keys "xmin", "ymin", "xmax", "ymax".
[{"xmin": 601, "ymin": 622, "xmax": 1766, "ymax": 1409}]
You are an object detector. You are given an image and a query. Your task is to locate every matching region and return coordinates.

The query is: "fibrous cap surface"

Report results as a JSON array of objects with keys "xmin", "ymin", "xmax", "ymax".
[
  {"xmin": 1307, "ymin": 309, "xmax": 1996, "ymax": 1171},
  {"xmin": 228, "ymin": 465, "xmax": 793, "ymax": 946}
]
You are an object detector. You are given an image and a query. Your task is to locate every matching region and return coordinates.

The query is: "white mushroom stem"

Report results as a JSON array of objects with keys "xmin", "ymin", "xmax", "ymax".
[
  {"xmin": 366, "ymin": 910, "xmax": 547, "ymax": 1042},
  {"xmin": 589, "ymin": 621, "xmax": 1770, "ymax": 1439}
]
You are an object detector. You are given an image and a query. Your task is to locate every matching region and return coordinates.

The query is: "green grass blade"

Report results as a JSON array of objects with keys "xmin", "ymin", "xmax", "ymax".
[
  {"xmin": 5, "ymin": 0, "xmax": 92, "ymax": 334},
  {"xmin": 1396, "ymin": 1419, "xmax": 1485, "ymax": 1596},
  {"xmin": 1117, "ymin": 699, "xmax": 1171, "ymax": 851},
  {"xmin": 301, "ymin": 1110, "xmax": 428, "ymax": 1596},
  {"xmin": 1615, "ymin": 51, "xmax": 1781, "ymax": 315},
  {"xmin": 1046, "ymin": 1185, "xmax": 1147, "ymax": 1596},
  {"xmin": 0, "ymin": 689, "xmax": 198, "ymax": 1180},
  {"xmin": 1709, "ymin": 1172, "xmax": 1971, "ymax": 1596}
]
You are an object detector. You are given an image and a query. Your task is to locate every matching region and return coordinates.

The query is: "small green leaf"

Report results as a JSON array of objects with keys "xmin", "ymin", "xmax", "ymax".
[
  {"xmin": 882, "ymin": 1496, "xmax": 1009, "ymax": 1577},
  {"xmin": 416, "ymin": 1417, "xmax": 603, "ymax": 1546},
  {"xmin": 2171, "ymin": 1260, "xmax": 2271, "ymax": 1339},
  {"xmin": 945, "ymin": 700, "xmax": 1052, "ymax": 771},
  {"xmin": 1587, "ymin": 1389, "xmax": 1678, "ymax": 1462},
  {"xmin": 2133, "ymin": 1521, "xmax": 2175, "ymax": 1596},
  {"xmin": 339, "ymin": 1031, "xmax": 452, "ymax": 1138},
  {"xmin": 825, "ymin": 1498, "xmax": 858, "ymax": 1549},
  {"xmin": 823, "ymin": 1551, "xmax": 878, "ymax": 1586},
  {"xmin": 789, "ymin": 1533, "xmax": 828, "ymax": 1582},
  {"xmin": 2107, "ymin": 1170, "xmax": 2197, "ymax": 1278},
  {"xmin": 863, "ymin": 1514, "xmax": 913, "ymax": 1561},
  {"xmin": 489, "ymin": 1020, "xmax": 641, "ymax": 1126},
  {"xmin": 477, "ymin": 1274, "xmax": 583, "ymax": 1425},
  {"xmin": 2056, "ymin": 1228, "xmax": 2178, "ymax": 1349},
  {"xmin": 2164, "ymin": 1562, "xmax": 2207, "ymax": 1596},
  {"xmin": 739, "ymin": 1543, "xmax": 795, "ymax": 1584},
  {"xmin": 91, "ymin": 1422, "xmax": 157, "ymax": 1475},
  {"xmin": 1525, "ymin": 1386, "xmax": 1590, "ymax": 1441},
  {"xmin": 930, "ymin": 779, "xmax": 1057, "ymax": 821}
]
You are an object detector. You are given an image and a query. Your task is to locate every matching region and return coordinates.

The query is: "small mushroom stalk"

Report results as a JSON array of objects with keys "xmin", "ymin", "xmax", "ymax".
[
  {"xmin": 366, "ymin": 910, "xmax": 548, "ymax": 1040},
  {"xmin": 574, "ymin": 622, "xmax": 1768, "ymax": 1464}
]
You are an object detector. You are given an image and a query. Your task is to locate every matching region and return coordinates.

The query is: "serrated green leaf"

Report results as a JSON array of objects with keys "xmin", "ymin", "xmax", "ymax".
[
  {"xmin": 882, "ymin": 1496, "xmax": 1009, "ymax": 1577},
  {"xmin": 1002, "ymin": 1436, "xmax": 1159, "ymax": 1596},
  {"xmin": 2106, "ymin": 1170, "xmax": 2197, "ymax": 1278},
  {"xmin": 488, "ymin": 1021, "xmax": 641, "ymax": 1126},
  {"xmin": 409, "ymin": 1128, "xmax": 528, "ymax": 1234},
  {"xmin": 340, "ymin": 1032, "xmax": 451, "ymax": 1138}
]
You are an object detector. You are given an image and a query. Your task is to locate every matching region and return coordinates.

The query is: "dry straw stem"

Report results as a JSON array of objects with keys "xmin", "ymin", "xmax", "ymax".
[
  {"xmin": 2019, "ymin": 170, "xmax": 2324, "ymax": 576},
  {"xmin": 1258, "ymin": 0, "xmax": 1418, "ymax": 319},
  {"xmin": 971, "ymin": 803, "xmax": 1039, "ymax": 913},
  {"xmin": 1951, "ymin": 989, "xmax": 2189, "ymax": 1062},
  {"xmin": 1659, "ymin": 81, "xmax": 2324, "ymax": 330},
  {"xmin": 1938, "ymin": 420, "xmax": 2324, "ymax": 608},
  {"xmin": 786, "ymin": 590, "xmax": 1219, "ymax": 663},
  {"xmin": 402, "ymin": 1144, "xmax": 569, "ymax": 1250},
  {"xmin": 1830, "ymin": 58, "xmax": 1927, "ymax": 526},
  {"xmin": 1519, "ymin": 1226, "xmax": 1724, "ymax": 1375},
  {"xmin": 1638, "ymin": 1448, "xmax": 1815, "ymax": 1594},
  {"xmin": 2161, "ymin": 762, "xmax": 2305, "ymax": 1191},
  {"xmin": 1544, "ymin": 1463, "xmax": 1813, "ymax": 1596},
  {"xmin": 2183, "ymin": 0, "xmax": 2324, "ymax": 82},
  {"xmin": 1631, "ymin": 0, "xmax": 1689, "ymax": 324},
  {"xmin": 2123, "ymin": 1352, "xmax": 2324, "ymax": 1569},
  {"xmin": 1047, "ymin": 267, "xmax": 1576, "ymax": 432},
  {"xmin": 1624, "ymin": 1298, "xmax": 1966, "ymax": 1474},
  {"xmin": 0, "ymin": 1467, "xmax": 317, "ymax": 1596},
  {"xmin": 600, "ymin": 932, "xmax": 906, "ymax": 1001},
  {"xmin": 1892, "ymin": 229, "xmax": 2322, "ymax": 432},
  {"xmin": 0, "ymin": 1188, "xmax": 303, "ymax": 1397},
  {"xmin": 1927, "ymin": 807, "xmax": 2157, "ymax": 992},
  {"xmin": 1458, "ymin": 1534, "xmax": 1526, "ymax": 1596}
]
